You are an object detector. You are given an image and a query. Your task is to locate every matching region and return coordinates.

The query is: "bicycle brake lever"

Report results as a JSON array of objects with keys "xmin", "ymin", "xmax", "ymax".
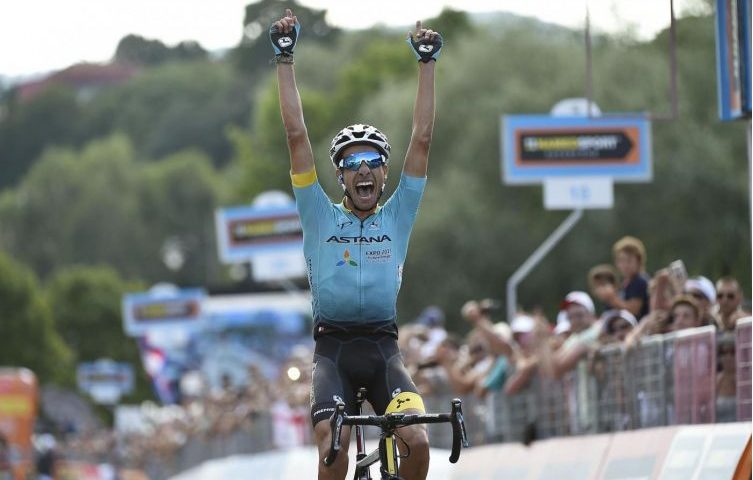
[
  {"xmin": 323, "ymin": 402, "xmax": 346, "ymax": 466},
  {"xmin": 449, "ymin": 399, "xmax": 469, "ymax": 463}
]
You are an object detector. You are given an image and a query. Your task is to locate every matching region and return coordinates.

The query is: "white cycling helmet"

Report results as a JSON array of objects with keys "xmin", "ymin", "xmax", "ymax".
[{"xmin": 329, "ymin": 124, "xmax": 391, "ymax": 167}]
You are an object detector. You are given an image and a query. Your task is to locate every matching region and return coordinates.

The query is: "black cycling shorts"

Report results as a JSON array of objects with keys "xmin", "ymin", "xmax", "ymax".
[{"xmin": 310, "ymin": 330, "xmax": 422, "ymax": 426}]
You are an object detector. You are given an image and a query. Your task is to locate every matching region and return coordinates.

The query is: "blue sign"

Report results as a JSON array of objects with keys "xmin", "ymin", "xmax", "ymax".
[
  {"xmin": 715, "ymin": 0, "xmax": 752, "ymax": 120},
  {"xmin": 215, "ymin": 203, "xmax": 303, "ymax": 264},
  {"xmin": 77, "ymin": 360, "xmax": 134, "ymax": 397},
  {"xmin": 501, "ymin": 115, "xmax": 652, "ymax": 185},
  {"xmin": 122, "ymin": 288, "xmax": 206, "ymax": 336}
]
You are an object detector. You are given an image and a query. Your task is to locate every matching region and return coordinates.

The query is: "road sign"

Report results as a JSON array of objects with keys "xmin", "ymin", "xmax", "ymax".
[{"xmin": 502, "ymin": 115, "xmax": 652, "ymax": 184}]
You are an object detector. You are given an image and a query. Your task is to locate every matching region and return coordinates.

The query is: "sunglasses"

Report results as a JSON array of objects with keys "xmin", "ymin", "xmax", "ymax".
[
  {"xmin": 338, "ymin": 151, "xmax": 386, "ymax": 171},
  {"xmin": 717, "ymin": 292, "xmax": 737, "ymax": 300}
]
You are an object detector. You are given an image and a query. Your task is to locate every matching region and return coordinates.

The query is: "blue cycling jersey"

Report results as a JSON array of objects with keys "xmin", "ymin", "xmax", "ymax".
[{"xmin": 291, "ymin": 169, "xmax": 426, "ymax": 327}]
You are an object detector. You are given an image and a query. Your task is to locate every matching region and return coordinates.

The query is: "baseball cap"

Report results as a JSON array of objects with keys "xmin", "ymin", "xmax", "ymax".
[
  {"xmin": 684, "ymin": 276, "xmax": 716, "ymax": 303},
  {"xmin": 511, "ymin": 314, "xmax": 535, "ymax": 333},
  {"xmin": 559, "ymin": 291, "xmax": 595, "ymax": 314}
]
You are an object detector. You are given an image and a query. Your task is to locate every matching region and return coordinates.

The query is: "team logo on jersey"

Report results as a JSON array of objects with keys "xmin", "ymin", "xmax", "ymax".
[
  {"xmin": 326, "ymin": 234, "xmax": 391, "ymax": 244},
  {"xmin": 336, "ymin": 249, "xmax": 358, "ymax": 267},
  {"xmin": 391, "ymin": 388, "xmax": 402, "ymax": 398},
  {"xmin": 333, "ymin": 395, "xmax": 344, "ymax": 404}
]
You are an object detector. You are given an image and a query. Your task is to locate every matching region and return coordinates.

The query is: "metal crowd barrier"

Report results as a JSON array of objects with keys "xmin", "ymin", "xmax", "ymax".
[
  {"xmin": 483, "ymin": 324, "xmax": 746, "ymax": 445},
  {"xmin": 141, "ymin": 413, "xmax": 275, "ymax": 480}
]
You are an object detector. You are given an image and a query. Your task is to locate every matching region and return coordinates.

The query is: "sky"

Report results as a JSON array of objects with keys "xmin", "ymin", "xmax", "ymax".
[{"xmin": 0, "ymin": 0, "xmax": 706, "ymax": 79}]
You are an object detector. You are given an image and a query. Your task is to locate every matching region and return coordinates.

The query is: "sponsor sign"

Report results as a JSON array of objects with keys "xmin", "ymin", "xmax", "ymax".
[
  {"xmin": 122, "ymin": 288, "xmax": 206, "ymax": 336},
  {"xmin": 501, "ymin": 115, "xmax": 652, "ymax": 185},
  {"xmin": 215, "ymin": 204, "xmax": 303, "ymax": 264},
  {"xmin": 715, "ymin": 0, "xmax": 752, "ymax": 120}
]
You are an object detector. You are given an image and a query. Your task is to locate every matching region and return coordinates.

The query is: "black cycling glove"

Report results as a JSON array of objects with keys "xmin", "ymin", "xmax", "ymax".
[
  {"xmin": 269, "ymin": 22, "xmax": 300, "ymax": 57},
  {"xmin": 407, "ymin": 32, "xmax": 443, "ymax": 63}
]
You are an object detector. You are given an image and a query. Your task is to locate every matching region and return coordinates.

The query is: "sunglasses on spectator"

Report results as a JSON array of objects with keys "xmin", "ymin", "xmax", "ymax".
[
  {"xmin": 717, "ymin": 292, "xmax": 737, "ymax": 300},
  {"xmin": 338, "ymin": 151, "xmax": 386, "ymax": 170}
]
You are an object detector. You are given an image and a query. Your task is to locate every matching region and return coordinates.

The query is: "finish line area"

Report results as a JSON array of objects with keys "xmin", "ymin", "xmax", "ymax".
[{"xmin": 168, "ymin": 422, "xmax": 750, "ymax": 480}]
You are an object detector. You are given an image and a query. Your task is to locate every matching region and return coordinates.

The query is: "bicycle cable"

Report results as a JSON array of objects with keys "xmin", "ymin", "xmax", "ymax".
[{"xmin": 394, "ymin": 430, "xmax": 410, "ymax": 459}]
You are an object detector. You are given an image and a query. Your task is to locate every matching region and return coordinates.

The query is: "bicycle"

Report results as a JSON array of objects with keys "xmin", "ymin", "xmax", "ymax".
[{"xmin": 323, "ymin": 388, "xmax": 469, "ymax": 480}]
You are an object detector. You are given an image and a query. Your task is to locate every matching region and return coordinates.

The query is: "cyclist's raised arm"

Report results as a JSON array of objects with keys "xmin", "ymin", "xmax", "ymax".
[
  {"xmin": 403, "ymin": 21, "xmax": 442, "ymax": 178},
  {"xmin": 271, "ymin": 9, "xmax": 315, "ymax": 175}
]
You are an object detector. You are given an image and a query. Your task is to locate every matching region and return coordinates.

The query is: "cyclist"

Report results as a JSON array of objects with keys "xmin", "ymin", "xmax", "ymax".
[{"xmin": 271, "ymin": 8, "xmax": 442, "ymax": 480}]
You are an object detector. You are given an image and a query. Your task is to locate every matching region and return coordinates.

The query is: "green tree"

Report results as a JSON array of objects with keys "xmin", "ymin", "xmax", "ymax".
[
  {"xmin": 114, "ymin": 34, "xmax": 208, "ymax": 66},
  {"xmin": 0, "ymin": 252, "xmax": 72, "ymax": 384},
  {"xmin": 0, "ymin": 87, "xmax": 80, "ymax": 189},
  {"xmin": 139, "ymin": 149, "xmax": 222, "ymax": 284},
  {"xmin": 46, "ymin": 266, "xmax": 152, "ymax": 401},
  {"xmin": 0, "ymin": 135, "xmax": 145, "ymax": 278},
  {"xmin": 0, "ymin": 134, "xmax": 224, "ymax": 286},
  {"xmin": 81, "ymin": 61, "xmax": 249, "ymax": 166}
]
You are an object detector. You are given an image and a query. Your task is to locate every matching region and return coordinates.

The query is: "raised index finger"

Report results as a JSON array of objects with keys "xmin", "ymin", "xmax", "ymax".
[
  {"xmin": 285, "ymin": 8, "xmax": 293, "ymax": 18},
  {"xmin": 415, "ymin": 20, "xmax": 422, "ymax": 34}
]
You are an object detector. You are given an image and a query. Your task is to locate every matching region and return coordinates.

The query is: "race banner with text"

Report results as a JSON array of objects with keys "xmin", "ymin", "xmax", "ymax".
[{"xmin": 502, "ymin": 115, "xmax": 652, "ymax": 185}]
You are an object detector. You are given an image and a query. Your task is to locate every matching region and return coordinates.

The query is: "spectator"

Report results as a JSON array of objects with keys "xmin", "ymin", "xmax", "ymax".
[
  {"xmin": 716, "ymin": 334, "xmax": 737, "ymax": 422},
  {"xmin": 502, "ymin": 313, "xmax": 545, "ymax": 395},
  {"xmin": 35, "ymin": 434, "xmax": 57, "ymax": 480},
  {"xmin": 460, "ymin": 300, "xmax": 514, "ymax": 358},
  {"xmin": 588, "ymin": 264, "xmax": 620, "ymax": 311},
  {"xmin": 684, "ymin": 276, "xmax": 717, "ymax": 326},
  {"xmin": 415, "ymin": 305, "xmax": 448, "ymax": 359},
  {"xmin": 539, "ymin": 291, "xmax": 601, "ymax": 378},
  {"xmin": 550, "ymin": 311, "xmax": 572, "ymax": 351},
  {"xmin": 599, "ymin": 309, "xmax": 637, "ymax": 345},
  {"xmin": 457, "ymin": 299, "xmax": 527, "ymax": 397},
  {"xmin": 667, "ymin": 295, "xmax": 703, "ymax": 332},
  {"xmin": 593, "ymin": 236, "xmax": 650, "ymax": 320},
  {"xmin": 478, "ymin": 321, "xmax": 515, "ymax": 396},
  {"xmin": 434, "ymin": 331, "xmax": 493, "ymax": 396},
  {"xmin": 714, "ymin": 276, "xmax": 750, "ymax": 331}
]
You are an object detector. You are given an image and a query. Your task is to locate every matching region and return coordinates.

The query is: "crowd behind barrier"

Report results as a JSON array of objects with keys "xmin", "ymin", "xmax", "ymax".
[{"xmin": 28, "ymin": 238, "xmax": 753, "ymax": 479}]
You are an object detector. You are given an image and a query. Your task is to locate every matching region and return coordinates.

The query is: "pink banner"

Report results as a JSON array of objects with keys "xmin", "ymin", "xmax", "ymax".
[
  {"xmin": 736, "ymin": 319, "xmax": 752, "ymax": 421},
  {"xmin": 673, "ymin": 328, "xmax": 716, "ymax": 424}
]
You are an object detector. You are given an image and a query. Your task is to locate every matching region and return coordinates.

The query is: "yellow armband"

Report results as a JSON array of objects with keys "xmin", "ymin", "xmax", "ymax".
[{"xmin": 290, "ymin": 169, "xmax": 317, "ymax": 188}]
